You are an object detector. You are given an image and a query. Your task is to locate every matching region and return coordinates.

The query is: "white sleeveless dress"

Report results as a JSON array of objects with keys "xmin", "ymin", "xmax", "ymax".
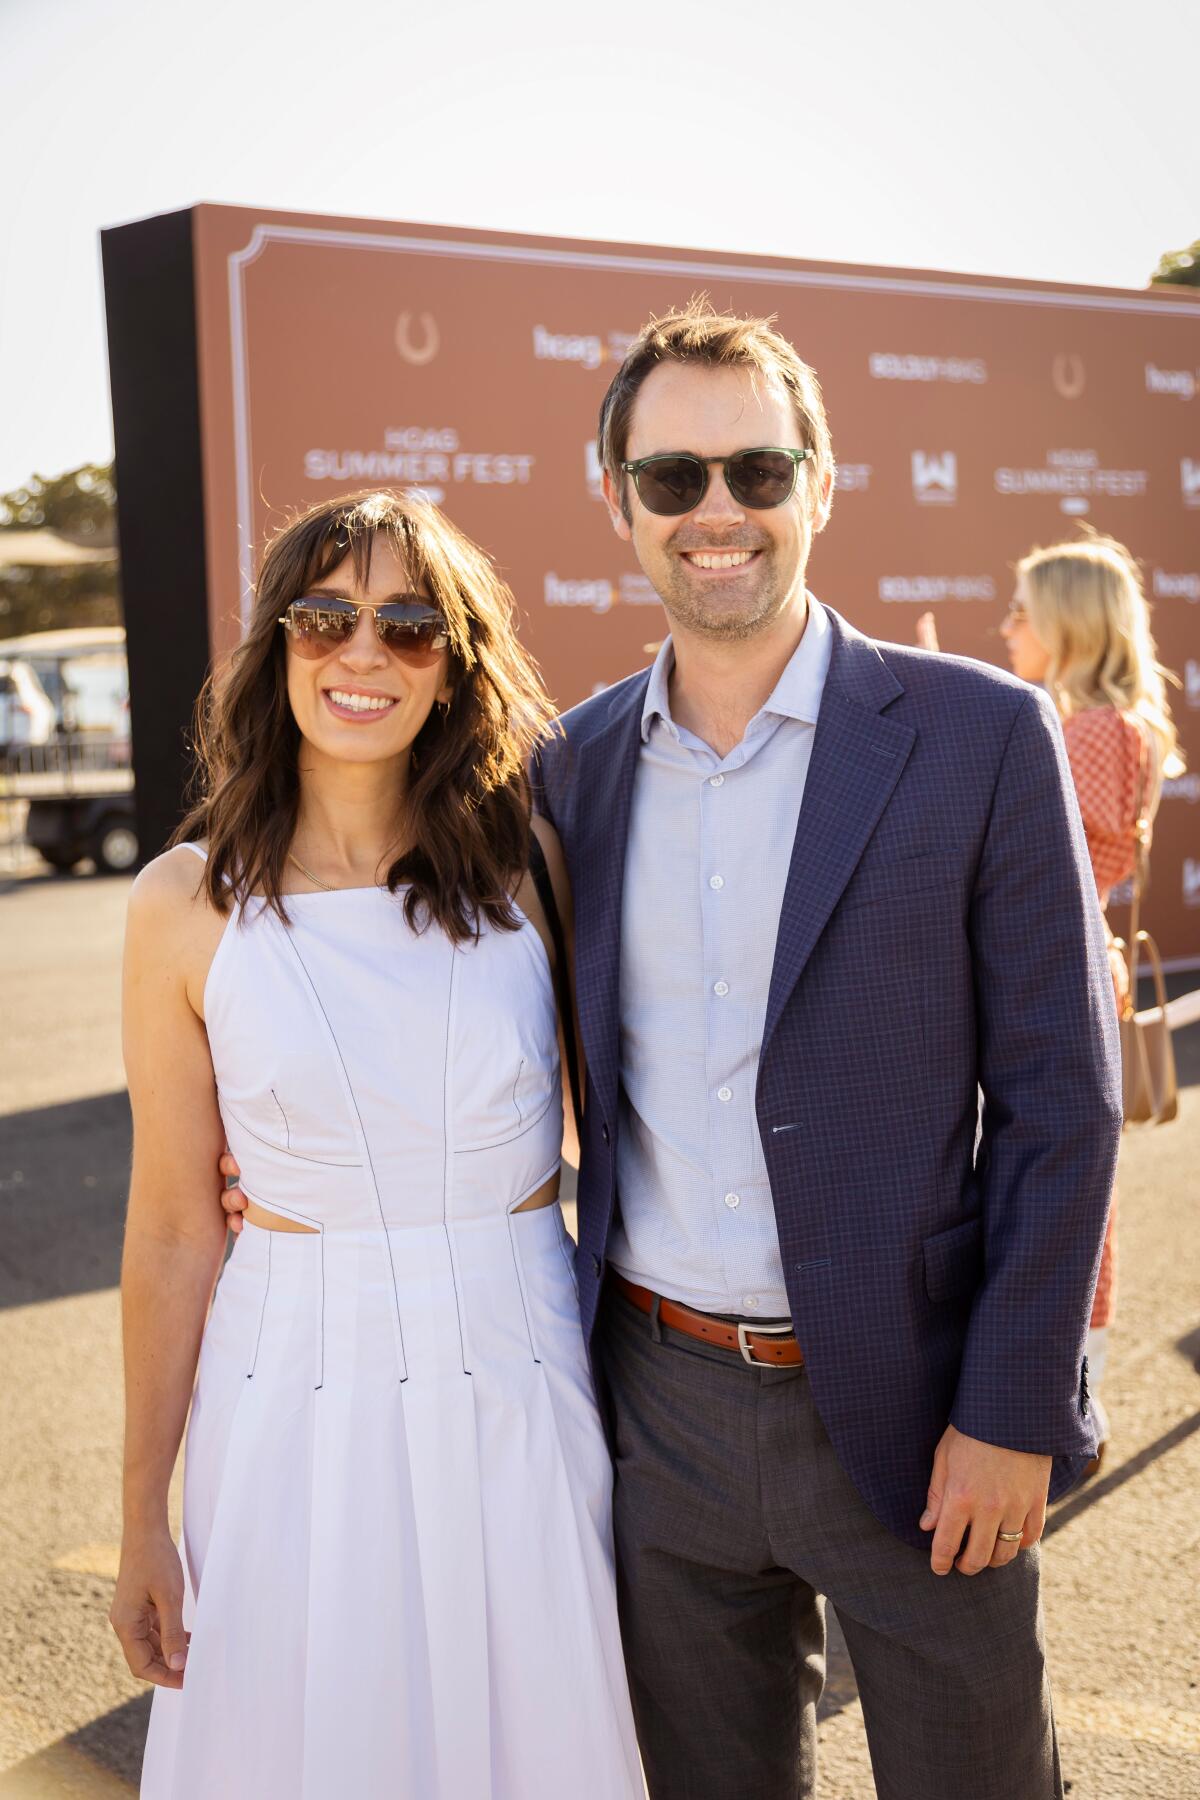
[{"xmin": 141, "ymin": 848, "xmax": 643, "ymax": 1799}]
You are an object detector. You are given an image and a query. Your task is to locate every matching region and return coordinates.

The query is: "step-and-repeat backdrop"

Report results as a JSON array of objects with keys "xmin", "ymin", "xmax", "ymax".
[{"xmin": 187, "ymin": 205, "xmax": 1199, "ymax": 962}]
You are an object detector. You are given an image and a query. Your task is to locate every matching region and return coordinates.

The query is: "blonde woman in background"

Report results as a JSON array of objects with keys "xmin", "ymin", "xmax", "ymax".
[{"xmin": 1001, "ymin": 531, "xmax": 1184, "ymax": 1469}]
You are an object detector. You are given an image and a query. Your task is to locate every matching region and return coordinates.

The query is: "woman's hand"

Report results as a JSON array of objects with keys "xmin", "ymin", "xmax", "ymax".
[{"xmin": 110, "ymin": 1528, "xmax": 189, "ymax": 1688}]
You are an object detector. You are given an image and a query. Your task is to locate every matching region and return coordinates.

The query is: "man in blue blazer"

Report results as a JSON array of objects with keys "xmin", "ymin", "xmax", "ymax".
[{"xmin": 534, "ymin": 301, "xmax": 1121, "ymax": 1799}]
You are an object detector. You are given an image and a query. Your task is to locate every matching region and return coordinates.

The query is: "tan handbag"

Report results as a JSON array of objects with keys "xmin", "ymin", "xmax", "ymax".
[{"xmin": 1112, "ymin": 740, "xmax": 1178, "ymax": 1127}]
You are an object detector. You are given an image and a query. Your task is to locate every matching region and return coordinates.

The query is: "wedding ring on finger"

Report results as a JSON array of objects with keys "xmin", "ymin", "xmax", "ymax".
[{"xmin": 995, "ymin": 1530, "xmax": 1024, "ymax": 1544}]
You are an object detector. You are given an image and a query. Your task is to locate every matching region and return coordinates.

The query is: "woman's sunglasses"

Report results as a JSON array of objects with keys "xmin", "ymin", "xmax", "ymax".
[
  {"xmin": 279, "ymin": 595, "xmax": 451, "ymax": 666},
  {"xmin": 621, "ymin": 446, "xmax": 815, "ymax": 517}
]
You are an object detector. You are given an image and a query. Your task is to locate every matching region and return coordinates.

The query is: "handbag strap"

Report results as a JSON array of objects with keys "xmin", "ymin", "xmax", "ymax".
[
  {"xmin": 1125, "ymin": 723, "xmax": 1155, "ymax": 997},
  {"xmin": 527, "ymin": 829, "xmax": 584, "ymax": 1134},
  {"xmin": 1136, "ymin": 924, "xmax": 1171, "ymax": 1018}
]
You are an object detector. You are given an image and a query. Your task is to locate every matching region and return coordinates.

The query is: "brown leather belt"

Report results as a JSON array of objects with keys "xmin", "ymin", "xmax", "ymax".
[{"xmin": 613, "ymin": 1274, "xmax": 804, "ymax": 1367}]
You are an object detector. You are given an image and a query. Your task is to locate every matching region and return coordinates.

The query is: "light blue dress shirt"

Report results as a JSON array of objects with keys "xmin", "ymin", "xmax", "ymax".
[{"xmin": 608, "ymin": 595, "xmax": 834, "ymax": 1320}]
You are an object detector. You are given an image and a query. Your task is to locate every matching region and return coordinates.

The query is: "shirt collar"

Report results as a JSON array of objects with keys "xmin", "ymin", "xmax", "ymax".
[{"xmin": 640, "ymin": 593, "xmax": 832, "ymax": 743}]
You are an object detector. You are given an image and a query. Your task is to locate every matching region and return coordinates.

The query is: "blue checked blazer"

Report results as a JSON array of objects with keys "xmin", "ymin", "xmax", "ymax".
[{"xmin": 535, "ymin": 605, "xmax": 1123, "ymax": 1550}]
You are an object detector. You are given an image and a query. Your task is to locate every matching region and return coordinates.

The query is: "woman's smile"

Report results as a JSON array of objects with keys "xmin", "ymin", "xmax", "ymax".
[{"xmin": 321, "ymin": 684, "xmax": 401, "ymax": 721}]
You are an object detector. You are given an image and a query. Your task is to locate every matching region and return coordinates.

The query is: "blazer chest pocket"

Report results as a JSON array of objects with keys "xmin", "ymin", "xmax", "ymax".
[
  {"xmin": 923, "ymin": 1216, "xmax": 983, "ymax": 1303},
  {"xmin": 840, "ymin": 849, "xmax": 962, "ymax": 914}
]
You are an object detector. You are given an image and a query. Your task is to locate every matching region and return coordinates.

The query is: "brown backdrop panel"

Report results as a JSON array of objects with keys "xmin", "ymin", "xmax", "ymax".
[{"xmin": 186, "ymin": 205, "xmax": 1200, "ymax": 963}]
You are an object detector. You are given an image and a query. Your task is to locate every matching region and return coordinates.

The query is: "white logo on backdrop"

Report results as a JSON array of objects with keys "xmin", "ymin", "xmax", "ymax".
[
  {"xmin": 534, "ymin": 325, "xmax": 603, "ymax": 370},
  {"xmin": 836, "ymin": 464, "xmax": 873, "ymax": 493},
  {"xmin": 912, "ymin": 452, "xmax": 958, "ymax": 505},
  {"xmin": 395, "ymin": 313, "xmax": 440, "ymax": 366},
  {"xmin": 1152, "ymin": 571, "xmax": 1200, "ymax": 602},
  {"xmin": 1186, "ymin": 660, "xmax": 1200, "ymax": 709},
  {"xmin": 544, "ymin": 573, "xmax": 613, "ymax": 614},
  {"xmin": 1052, "ymin": 353, "xmax": 1086, "ymax": 399},
  {"xmin": 541, "ymin": 571, "xmax": 661, "ymax": 613},
  {"xmin": 994, "ymin": 449, "xmax": 1147, "ymax": 516},
  {"xmin": 620, "ymin": 574, "xmax": 663, "ymax": 606},
  {"xmin": 305, "ymin": 426, "xmax": 533, "ymax": 492},
  {"xmin": 534, "ymin": 326, "xmax": 636, "ymax": 370},
  {"xmin": 1162, "ymin": 773, "xmax": 1200, "ymax": 803},
  {"xmin": 869, "ymin": 353, "xmax": 987, "ymax": 383},
  {"xmin": 1145, "ymin": 363, "xmax": 1196, "ymax": 400},
  {"xmin": 879, "ymin": 576, "xmax": 995, "ymax": 603},
  {"xmin": 1182, "ymin": 459, "xmax": 1200, "ymax": 507},
  {"xmin": 1184, "ymin": 860, "xmax": 1200, "ymax": 908}
]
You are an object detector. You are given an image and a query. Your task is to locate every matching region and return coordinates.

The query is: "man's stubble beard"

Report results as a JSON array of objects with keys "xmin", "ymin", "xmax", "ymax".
[{"xmin": 650, "ymin": 544, "xmax": 800, "ymax": 644}]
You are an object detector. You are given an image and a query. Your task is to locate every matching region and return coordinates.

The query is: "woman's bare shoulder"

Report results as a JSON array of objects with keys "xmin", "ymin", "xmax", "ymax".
[
  {"xmin": 125, "ymin": 846, "xmax": 232, "ymax": 1021},
  {"xmin": 126, "ymin": 845, "xmax": 220, "ymax": 936}
]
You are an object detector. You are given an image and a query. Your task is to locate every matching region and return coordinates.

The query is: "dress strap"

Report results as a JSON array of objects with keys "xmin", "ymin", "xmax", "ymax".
[{"xmin": 178, "ymin": 841, "xmax": 209, "ymax": 863}]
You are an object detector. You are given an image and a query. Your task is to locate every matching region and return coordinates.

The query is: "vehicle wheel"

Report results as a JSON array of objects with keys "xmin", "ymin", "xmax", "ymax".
[
  {"xmin": 39, "ymin": 848, "xmax": 82, "ymax": 873},
  {"xmin": 93, "ymin": 818, "xmax": 139, "ymax": 874}
]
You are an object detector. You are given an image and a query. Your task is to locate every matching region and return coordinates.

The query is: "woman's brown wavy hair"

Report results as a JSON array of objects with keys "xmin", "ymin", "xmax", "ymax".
[{"xmin": 174, "ymin": 490, "xmax": 557, "ymax": 942}]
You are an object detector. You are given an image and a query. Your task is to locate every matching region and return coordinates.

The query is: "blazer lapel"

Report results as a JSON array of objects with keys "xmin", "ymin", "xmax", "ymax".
[
  {"xmin": 571, "ymin": 677, "xmax": 648, "ymax": 1122},
  {"xmin": 763, "ymin": 611, "xmax": 916, "ymax": 1049}
]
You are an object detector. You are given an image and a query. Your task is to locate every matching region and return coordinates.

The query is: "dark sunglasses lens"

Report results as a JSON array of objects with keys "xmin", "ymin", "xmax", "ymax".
[
  {"xmin": 726, "ymin": 451, "xmax": 798, "ymax": 509},
  {"xmin": 377, "ymin": 614, "xmax": 448, "ymax": 666},
  {"xmin": 289, "ymin": 603, "xmax": 356, "ymax": 657},
  {"xmin": 636, "ymin": 456, "xmax": 706, "ymax": 516}
]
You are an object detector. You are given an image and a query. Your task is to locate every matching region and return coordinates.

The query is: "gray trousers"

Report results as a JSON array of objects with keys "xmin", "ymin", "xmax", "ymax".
[{"xmin": 595, "ymin": 1288, "xmax": 1062, "ymax": 1800}]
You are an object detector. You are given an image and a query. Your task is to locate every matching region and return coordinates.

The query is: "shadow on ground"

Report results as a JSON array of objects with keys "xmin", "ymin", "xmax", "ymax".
[
  {"xmin": 0, "ymin": 864, "xmax": 125, "ymax": 900},
  {"xmin": 0, "ymin": 1696, "xmax": 147, "ymax": 1796},
  {"xmin": 0, "ymin": 1091, "xmax": 131, "ymax": 1310}
]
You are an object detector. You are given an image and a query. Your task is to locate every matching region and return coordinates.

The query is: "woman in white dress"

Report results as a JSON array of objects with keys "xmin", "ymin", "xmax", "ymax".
[{"xmin": 110, "ymin": 491, "xmax": 643, "ymax": 1798}]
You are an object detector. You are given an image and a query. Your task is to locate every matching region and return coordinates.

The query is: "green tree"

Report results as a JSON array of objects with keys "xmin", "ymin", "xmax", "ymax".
[
  {"xmin": 1150, "ymin": 240, "xmax": 1200, "ymax": 288},
  {"xmin": 0, "ymin": 462, "xmax": 121, "ymax": 638},
  {"xmin": 0, "ymin": 462, "xmax": 117, "ymax": 543}
]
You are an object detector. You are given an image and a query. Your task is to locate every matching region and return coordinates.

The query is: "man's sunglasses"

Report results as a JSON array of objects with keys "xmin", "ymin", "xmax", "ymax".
[
  {"xmin": 621, "ymin": 446, "xmax": 815, "ymax": 517},
  {"xmin": 279, "ymin": 596, "xmax": 451, "ymax": 666}
]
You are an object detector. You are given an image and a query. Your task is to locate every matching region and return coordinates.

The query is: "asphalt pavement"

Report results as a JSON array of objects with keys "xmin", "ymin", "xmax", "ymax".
[{"xmin": 1, "ymin": 868, "xmax": 1198, "ymax": 1797}]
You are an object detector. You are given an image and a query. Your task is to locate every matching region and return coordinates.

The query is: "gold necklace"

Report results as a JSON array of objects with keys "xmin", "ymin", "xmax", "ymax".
[
  {"xmin": 287, "ymin": 852, "xmax": 336, "ymax": 892},
  {"xmin": 287, "ymin": 851, "xmax": 395, "ymax": 892}
]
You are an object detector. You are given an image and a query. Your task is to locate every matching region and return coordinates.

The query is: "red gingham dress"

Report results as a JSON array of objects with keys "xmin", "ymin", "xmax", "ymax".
[{"xmin": 1062, "ymin": 706, "xmax": 1148, "ymax": 1328}]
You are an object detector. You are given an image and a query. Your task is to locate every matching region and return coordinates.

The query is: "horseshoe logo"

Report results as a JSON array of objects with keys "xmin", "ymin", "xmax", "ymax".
[
  {"xmin": 395, "ymin": 312, "xmax": 440, "ymax": 366},
  {"xmin": 1052, "ymin": 353, "xmax": 1086, "ymax": 400}
]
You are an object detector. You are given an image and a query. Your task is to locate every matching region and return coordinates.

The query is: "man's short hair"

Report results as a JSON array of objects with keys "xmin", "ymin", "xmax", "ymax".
[{"xmin": 597, "ymin": 297, "xmax": 835, "ymax": 518}]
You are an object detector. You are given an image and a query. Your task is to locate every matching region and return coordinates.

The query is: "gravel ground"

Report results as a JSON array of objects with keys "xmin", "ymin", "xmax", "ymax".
[{"xmin": 1, "ymin": 870, "xmax": 1197, "ymax": 1797}]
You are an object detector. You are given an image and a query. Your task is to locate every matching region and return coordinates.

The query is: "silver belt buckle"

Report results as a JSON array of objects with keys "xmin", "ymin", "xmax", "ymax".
[{"xmin": 736, "ymin": 1320, "xmax": 794, "ymax": 1366}]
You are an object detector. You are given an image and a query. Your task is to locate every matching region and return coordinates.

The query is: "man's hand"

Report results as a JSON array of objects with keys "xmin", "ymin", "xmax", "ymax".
[
  {"xmin": 919, "ymin": 1424, "xmax": 1051, "ymax": 1576},
  {"xmin": 218, "ymin": 1151, "xmax": 247, "ymax": 1235}
]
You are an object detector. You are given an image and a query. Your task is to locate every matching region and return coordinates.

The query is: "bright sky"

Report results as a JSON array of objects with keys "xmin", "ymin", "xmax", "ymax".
[{"xmin": 1, "ymin": 0, "xmax": 1196, "ymax": 495}]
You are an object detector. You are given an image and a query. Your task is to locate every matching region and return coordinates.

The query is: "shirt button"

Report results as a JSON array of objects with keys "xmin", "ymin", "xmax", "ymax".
[
  {"xmin": 743, "ymin": 1295, "xmax": 760, "ymax": 1311},
  {"xmin": 717, "ymin": 1086, "xmax": 733, "ymax": 1102},
  {"xmin": 724, "ymin": 1192, "xmax": 741, "ymax": 1209},
  {"xmin": 709, "ymin": 774, "xmax": 725, "ymax": 787},
  {"xmin": 713, "ymin": 980, "xmax": 730, "ymax": 997},
  {"xmin": 709, "ymin": 875, "xmax": 725, "ymax": 890}
]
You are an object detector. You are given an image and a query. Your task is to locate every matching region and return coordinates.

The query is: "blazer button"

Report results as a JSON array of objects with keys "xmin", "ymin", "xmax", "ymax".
[
  {"xmin": 591, "ymin": 1254, "xmax": 602, "ymax": 1277},
  {"xmin": 601, "ymin": 1123, "xmax": 611, "ymax": 1145}
]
